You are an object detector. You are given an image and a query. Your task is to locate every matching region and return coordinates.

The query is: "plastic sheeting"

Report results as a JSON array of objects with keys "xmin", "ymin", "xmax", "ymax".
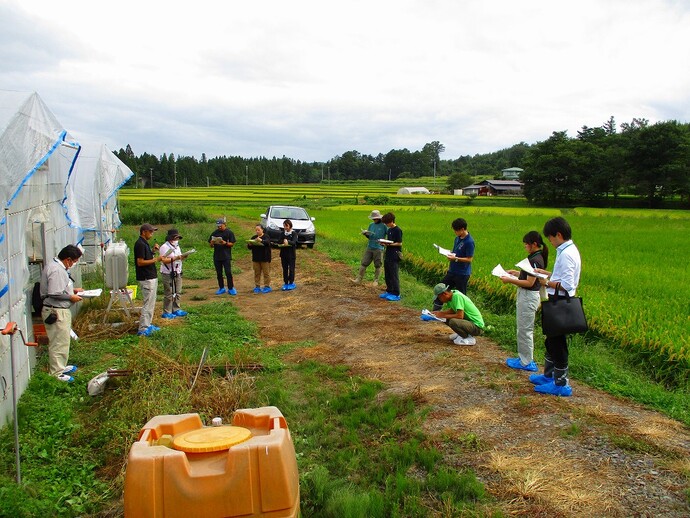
[{"xmin": 64, "ymin": 140, "xmax": 133, "ymax": 262}]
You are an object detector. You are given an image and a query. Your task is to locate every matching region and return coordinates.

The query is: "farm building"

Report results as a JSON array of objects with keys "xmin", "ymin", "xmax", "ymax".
[
  {"xmin": 501, "ymin": 167, "xmax": 523, "ymax": 179},
  {"xmin": 397, "ymin": 186, "xmax": 430, "ymax": 195},
  {"xmin": 459, "ymin": 179, "xmax": 524, "ymax": 196},
  {"xmin": 0, "ymin": 91, "xmax": 132, "ymax": 426}
]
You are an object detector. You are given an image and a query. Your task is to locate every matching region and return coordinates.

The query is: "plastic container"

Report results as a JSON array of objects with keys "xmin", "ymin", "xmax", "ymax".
[
  {"xmin": 123, "ymin": 406, "xmax": 299, "ymax": 518},
  {"xmin": 104, "ymin": 241, "xmax": 129, "ymax": 289}
]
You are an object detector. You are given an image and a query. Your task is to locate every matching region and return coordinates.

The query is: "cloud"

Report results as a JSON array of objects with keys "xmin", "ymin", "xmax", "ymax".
[{"xmin": 1, "ymin": 0, "xmax": 689, "ymax": 162}]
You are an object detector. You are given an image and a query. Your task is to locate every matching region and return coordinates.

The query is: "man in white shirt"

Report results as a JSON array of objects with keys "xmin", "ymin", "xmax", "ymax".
[{"xmin": 531, "ymin": 217, "xmax": 581, "ymax": 397}]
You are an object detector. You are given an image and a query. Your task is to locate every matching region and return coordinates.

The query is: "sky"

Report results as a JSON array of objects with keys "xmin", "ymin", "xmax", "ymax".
[{"xmin": 1, "ymin": 0, "xmax": 690, "ymax": 163}]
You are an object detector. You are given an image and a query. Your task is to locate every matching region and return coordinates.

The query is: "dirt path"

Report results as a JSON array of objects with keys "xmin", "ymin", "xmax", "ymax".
[{"xmin": 183, "ymin": 239, "xmax": 690, "ymax": 517}]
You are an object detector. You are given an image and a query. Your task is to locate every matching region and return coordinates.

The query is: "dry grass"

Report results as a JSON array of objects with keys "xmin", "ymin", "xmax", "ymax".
[{"xmin": 485, "ymin": 449, "xmax": 622, "ymax": 517}]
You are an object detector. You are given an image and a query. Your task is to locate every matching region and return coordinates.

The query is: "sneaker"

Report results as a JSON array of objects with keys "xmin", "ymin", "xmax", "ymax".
[
  {"xmin": 261, "ymin": 286, "xmax": 272, "ymax": 293},
  {"xmin": 385, "ymin": 294, "xmax": 401, "ymax": 301},
  {"xmin": 161, "ymin": 312, "xmax": 176, "ymax": 319},
  {"xmin": 448, "ymin": 333, "xmax": 459, "ymax": 341},
  {"xmin": 506, "ymin": 358, "xmax": 539, "ymax": 372},
  {"xmin": 529, "ymin": 374, "xmax": 553, "ymax": 385},
  {"xmin": 137, "ymin": 328, "xmax": 152, "ymax": 337},
  {"xmin": 534, "ymin": 381, "xmax": 572, "ymax": 397},
  {"xmin": 62, "ymin": 365, "xmax": 77, "ymax": 375},
  {"xmin": 215, "ymin": 288, "xmax": 227, "ymax": 295},
  {"xmin": 379, "ymin": 292, "xmax": 390, "ymax": 299},
  {"xmin": 453, "ymin": 335, "xmax": 475, "ymax": 346},
  {"xmin": 174, "ymin": 310, "xmax": 188, "ymax": 317},
  {"xmin": 253, "ymin": 287, "xmax": 261, "ymax": 294},
  {"xmin": 57, "ymin": 374, "xmax": 74, "ymax": 383},
  {"xmin": 227, "ymin": 288, "xmax": 237, "ymax": 296}
]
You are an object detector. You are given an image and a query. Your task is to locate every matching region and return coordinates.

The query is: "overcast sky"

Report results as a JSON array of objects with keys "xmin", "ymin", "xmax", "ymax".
[{"xmin": 1, "ymin": 0, "xmax": 689, "ymax": 163}]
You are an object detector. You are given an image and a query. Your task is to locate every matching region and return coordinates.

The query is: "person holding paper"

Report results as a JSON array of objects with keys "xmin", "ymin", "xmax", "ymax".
[
  {"xmin": 353, "ymin": 209, "xmax": 387, "ymax": 286},
  {"xmin": 40, "ymin": 244, "xmax": 84, "ymax": 382},
  {"xmin": 433, "ymin": 218, "xmax": 475, "ymax": 309},
  {"xmin": 530, "ymin": 217, "xmax": 581, "ymax": 397},
  {"xmin": 160, "ymin": 228, "xmax": 188, "ymax": 319},
  {"xmin": 432, "ymin": 283, "xmax": 484, "ymax": 345},
  {"xmin": 247, "ymin": 224, "xmax": 272, "ymax": 293},
  {"xmin": 208, "ymin": 219, "xmax": 237, "ymax": 295},
  {"xmin": 499, "ymin": 231, "xmax": 549, "ymax": 372},
  {"xmin": 279, "ymin": 219, "xmax": 299, "ymax": 290},
  {"xmin": 134, "ymin": 224, "xmax": 170, "ymax": 337},
  {"xmin": 379, "ymin": 212, "xmax": 403, "ymax": 301}
]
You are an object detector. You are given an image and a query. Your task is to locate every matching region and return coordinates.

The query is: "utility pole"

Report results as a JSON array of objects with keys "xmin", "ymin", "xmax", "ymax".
[
  {"xmin": 174, "ymin": 165, "xmax": 177, "ymax": 188},
  {"xmin": 433, "ymin": 160, "xmax": 436, "ymax": 187},
  {"xmin": 246, "ymin": 165, "xmax": 248, "ymax": 185},
  {"xmin": 150, "ymin": 168, "xmax": 153, "ymax": 188}
]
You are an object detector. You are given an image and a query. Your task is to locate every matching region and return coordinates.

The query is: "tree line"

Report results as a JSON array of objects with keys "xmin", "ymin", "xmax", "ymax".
[{"xmin": 116, "ymin": 116, "xmax": 690, "ymax": 208}]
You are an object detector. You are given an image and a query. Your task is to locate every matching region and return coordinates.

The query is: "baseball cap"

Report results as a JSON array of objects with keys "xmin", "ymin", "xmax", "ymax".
[
  {"xmin": 140, "ymin": 223, "xmax": 158, "ymax": 232},
  {"xmin": 433, "ymin": 283, "xmax": 450, "ymax": 297},
  {"xmin": 216, "ymin": 219, "xmax": 225, "ymax": 226}
]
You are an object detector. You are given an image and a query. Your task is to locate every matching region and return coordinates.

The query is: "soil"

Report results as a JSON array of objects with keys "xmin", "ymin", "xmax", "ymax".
[{"xmin": 170, "ymin": 228, "xmax": 690, "ymax": 517}]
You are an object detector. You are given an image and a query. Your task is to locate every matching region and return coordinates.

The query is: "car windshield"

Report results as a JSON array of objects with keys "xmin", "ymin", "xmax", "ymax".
[{"xmin": 269, "ymin": 207, "xmax": 309, "ymax": 220}]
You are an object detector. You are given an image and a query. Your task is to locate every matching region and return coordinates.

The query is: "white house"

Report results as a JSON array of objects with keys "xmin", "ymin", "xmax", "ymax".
[{"xmin": 501, "ymin": 167, "xmax": 524, "ymax": 179}]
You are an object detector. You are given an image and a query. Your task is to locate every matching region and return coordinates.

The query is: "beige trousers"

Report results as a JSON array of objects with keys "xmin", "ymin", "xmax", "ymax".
[
  {"xmin": 252, "ymin": 262, "xmax": 271, "ymax": 287},
  {"xmin": 42, "ymin": 306, "xmax": 72, "ymax": 376}
]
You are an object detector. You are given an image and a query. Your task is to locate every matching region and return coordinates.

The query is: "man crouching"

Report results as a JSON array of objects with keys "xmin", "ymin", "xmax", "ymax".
[{"xmin": 432, "ymin": 283, "xmax": 485, "ymax": 346}]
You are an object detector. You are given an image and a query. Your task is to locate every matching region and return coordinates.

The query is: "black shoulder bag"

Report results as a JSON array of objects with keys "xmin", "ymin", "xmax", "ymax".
[{"xmin": 541, "ymin": 283, "xmax": 588, "ymax": 337}]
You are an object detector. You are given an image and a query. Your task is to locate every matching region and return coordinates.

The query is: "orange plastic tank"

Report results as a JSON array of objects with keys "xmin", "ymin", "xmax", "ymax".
[{"xmin": 123, "ymin": 406, "xmax": 299, "ymax": 517}]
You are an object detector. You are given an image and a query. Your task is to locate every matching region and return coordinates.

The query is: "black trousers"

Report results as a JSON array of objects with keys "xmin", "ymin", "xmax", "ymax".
[
  {"xmin": 384, "ymin": 259, "xmax": 400, "ymax": 296},
  {"xmin": 281, "ymin": 255, "xmax": 296, "ymax": 284},
  {"xmin": 214, "ymin": 259, "xmax": 233, "ymax": 289}
]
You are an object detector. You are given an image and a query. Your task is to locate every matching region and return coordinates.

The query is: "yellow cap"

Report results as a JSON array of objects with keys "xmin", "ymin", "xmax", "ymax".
[{"xmin": 172, "ymin": 425, "xmax": 252, "ymax": 453}]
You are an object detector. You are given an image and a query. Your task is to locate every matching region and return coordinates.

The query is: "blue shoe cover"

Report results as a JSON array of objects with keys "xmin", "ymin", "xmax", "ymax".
[
  {"xmin": 282, "ymin": 284, "xmax": 289, "ymax": 291},
  {"xmin": 534, "ymin": 381, "xmax": 572, "ymax": 397},
  {"xmin": 529, "ymin": 374, "xmax": 553, "ymax": 385},
  {"xmin": 287, "ymin": 283, "xmax": 296, "ymax": 290},
  {"xmin": 215, "ymin": 288, "xmax": 226, "ymax": 295},
  {"xmin": 174, "ymin": 310, "xmax": 188, "ymax": 317},
  {"xmin": 261, "ymin": 286, "xmax": 272, "ymax": 293},
  {"xmin": 137, "ymin": 328, "xmax": 152, "ymax": 337},
  {"xmin": 386, "ymin": 294, "xmax": 401, "ymax": 301},
  {"xmin": 379, "ymin": 292, "xmax": 390, "ymax": 299},
  {"xmin": 148, "ymin": 325, "xmax": 160, "ymax": 332},
  {"xmin": 253, "ymin": 287, "xmax": 261, "ymax": 294},
  {"xmin": 506, "ymin": 358, "xmax": 539, "ymax": 372},
  {"xmin": 162, "ymin": 312, "xmax": 176, "ymax": 319},
  {"xmin": 227, "ymin": 288, "xmax": 237, "ymax": 296}
]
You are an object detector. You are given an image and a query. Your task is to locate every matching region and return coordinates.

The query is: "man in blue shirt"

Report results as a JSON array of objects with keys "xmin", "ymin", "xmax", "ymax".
[
  {"xmin": 353, "ymin": 209, "xmax": 387, "ymax": 286},
  {"xmin": 433, "ymin": 218, "xmax": 474, "ymax": 310}
]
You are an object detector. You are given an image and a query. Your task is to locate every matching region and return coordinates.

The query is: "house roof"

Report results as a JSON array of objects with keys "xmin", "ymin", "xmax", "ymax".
[{"xmin": 501, "ymin": 167, "xmax": 524, "ymax": 172}]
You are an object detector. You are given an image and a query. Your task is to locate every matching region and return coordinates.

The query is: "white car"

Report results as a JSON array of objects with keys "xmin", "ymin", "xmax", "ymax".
[{"xmin": 260, "ymin": 205, "xmax": 316, "ymax": 248}]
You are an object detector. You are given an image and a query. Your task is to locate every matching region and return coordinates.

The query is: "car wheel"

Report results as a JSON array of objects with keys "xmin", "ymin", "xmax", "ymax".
[{"xmin": 307, "ymin": 243, "xmax": 314, "ymax": 249}]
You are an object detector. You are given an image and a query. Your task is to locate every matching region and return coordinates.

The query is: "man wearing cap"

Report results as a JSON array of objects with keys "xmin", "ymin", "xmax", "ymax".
[
  {"xmin": 159, "ymin": 228, "xmax": 188, "ymax": 319},
  {"xmin": 432, "ymin": 283, "xmax": 484, "ymax": 345},
  {"xmin": 353, "ymin": 209, "xmax": 387, "ymax": 285},
  {"xmin": 134, "ymin": 223, "xmax": 170, "ymax": 336},
  {"xmin": 208, "ymin": 219, "xmax": 237, "ymax": 295}
]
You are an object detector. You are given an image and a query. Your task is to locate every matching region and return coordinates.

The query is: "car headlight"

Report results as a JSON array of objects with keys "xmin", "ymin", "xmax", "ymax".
[
  {"xmin": 305, "ymin": 224, "xmax": 315, "ymax": 233},
  {"xmin": 267, "ymin": 222, "xmax": 280, "ymax": 230}
]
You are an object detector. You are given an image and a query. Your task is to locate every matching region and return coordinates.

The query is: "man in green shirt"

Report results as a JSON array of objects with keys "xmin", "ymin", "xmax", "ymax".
[{"xmin": 432, "ymin": 283, "xmax": 484, "ymax": 345}]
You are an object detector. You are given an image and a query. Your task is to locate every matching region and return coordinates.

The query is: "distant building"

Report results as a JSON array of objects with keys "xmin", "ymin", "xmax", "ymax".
[
  {"xmin": 501, "ymin": 167, "xmax": 524, "ymax": 179},
  {"xmin": 458, "ymin": 179, "xmax": 523, "ymax": 196},
  {"xmin": 397, "ymin": 186, "xmax": 430, "ymax": 195}
]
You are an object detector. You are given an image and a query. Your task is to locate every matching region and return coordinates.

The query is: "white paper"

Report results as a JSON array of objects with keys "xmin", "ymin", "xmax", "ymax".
[
  {"xmin": 181, "ymin": 248, "xmax": 196, "ymax": 258},
  {"xmin": 70, "ymin": 329, "xmax": 79, "ymax": 340},
  {"xmin": 492, "ymin": 264, "xmax": 517, "ymax": 279},
  {"xmin": 433, "ymin": 243, "xmax": 455, "ymax": 256},
  {"xmin": 80, "ymin": 288, "xmax": 103, "ymax": 298},
  {"xmin": 421, "ymin": 309, "xmax": 446, "ymax": 322},
  {"xmin": 515, "ymin": 258, "xmax": 548, "ymax": 278},
  {"xmin": 378, "ymin": 238, "xmax": 394, "ymax": 244},
  {"xmin": 361, "ymin": 228, "xmax": 373, "ymax": 236}
]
